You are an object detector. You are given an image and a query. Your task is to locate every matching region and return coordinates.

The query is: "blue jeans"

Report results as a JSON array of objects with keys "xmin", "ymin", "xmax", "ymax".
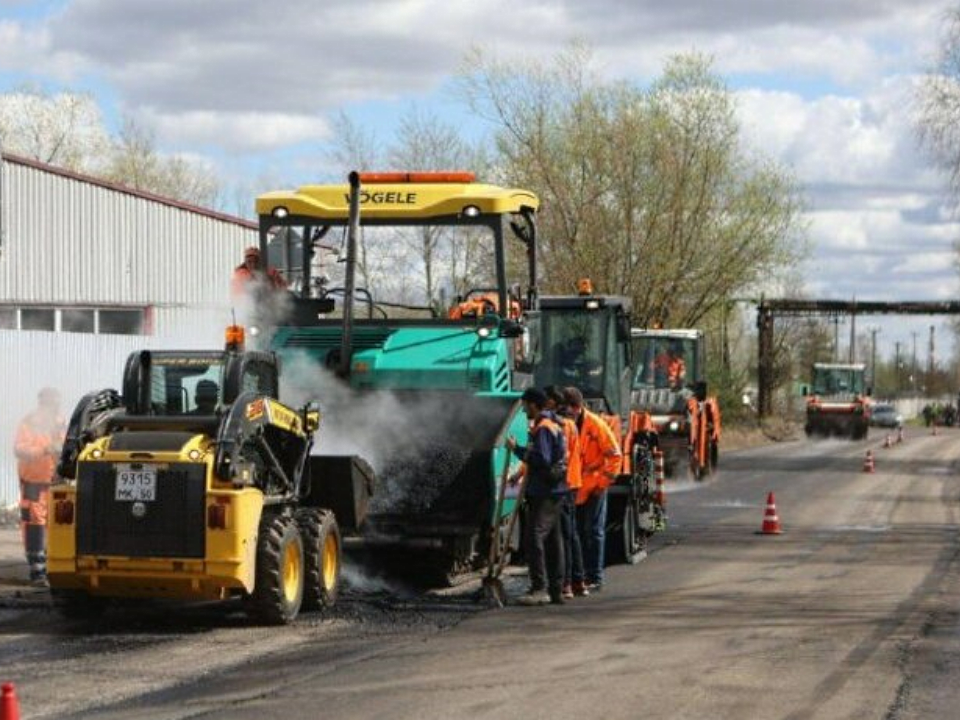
[
  {"xmin": 577, "ymin": 489, "xmax": 607, "ymax": 585},
  {"xmin": 562, "ymin": 491, "xmax": 584, "ymax": 585}
]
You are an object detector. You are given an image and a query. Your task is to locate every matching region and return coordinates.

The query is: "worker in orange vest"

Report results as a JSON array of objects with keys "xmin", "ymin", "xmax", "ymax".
[
  {"xmin": 563, "ymin": 386, "xmax": 622, "ymax": 591},
  {"xmin": 544, "ymin": 386, "xmax": 589, "ymax": 599},
  {"xmin": 654, "ymin": 342, "xmax": 686, "ymax": 389},
  {"xmin": 14, "ymin": 387, "xmax": 66, "ymax": 586},
  {"xmin": 447, "ymin": 292, "xmax": 522, "ymax": 320},
  {"xmin": 231, "ymin": 246, "xmax": 287, "ymax": 298}
]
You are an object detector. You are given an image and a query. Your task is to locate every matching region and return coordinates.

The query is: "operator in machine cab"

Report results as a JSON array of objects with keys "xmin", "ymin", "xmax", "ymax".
[
  {"xmin": 231, "ymin": 246, "xmax": 287, "ymax": 298},
  {"xmin": 189, "ymin": 380, "xmax": 219, "ymax": 415},
  {"xmin": 507, "ymin": 388, "xmax": 568, "ymax": 607},
  {"xmin": 447, "ymin": 291, "xmax": 521, "ymax": 320},
  {"xmin": 557, "ymin": 335, "xmax": 603, "ymax": 389},
  {"xmin": 654, "ymin": 341, "xmax": 686, "ymax": 389}
]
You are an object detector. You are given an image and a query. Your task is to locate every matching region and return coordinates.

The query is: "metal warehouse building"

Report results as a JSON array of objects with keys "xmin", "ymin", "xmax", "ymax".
[{"xmin": 0, "ymin": 151, "xmax": 258, "ymax": 504}]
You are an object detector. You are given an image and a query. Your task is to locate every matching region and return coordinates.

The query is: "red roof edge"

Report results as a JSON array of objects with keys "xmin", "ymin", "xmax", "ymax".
[{"xmin": 0, "ymin": 151, "xmax": 258, "ymax": 231}]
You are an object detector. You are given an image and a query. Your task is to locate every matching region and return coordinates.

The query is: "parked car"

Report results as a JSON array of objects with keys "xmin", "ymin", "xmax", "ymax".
[{"xmin": 870, "ymin": 403, "xmax": 903, "ymax": 428}]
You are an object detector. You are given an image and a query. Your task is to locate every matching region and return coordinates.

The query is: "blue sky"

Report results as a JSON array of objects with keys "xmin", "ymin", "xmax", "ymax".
[{"xmin": 1, "ymin": 0, "xmax": 959, "ymax": 364}]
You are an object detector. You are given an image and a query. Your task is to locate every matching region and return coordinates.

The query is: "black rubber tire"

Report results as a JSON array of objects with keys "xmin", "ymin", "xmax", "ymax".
[
  {"xmin": 606, "ymin": 496, "xmax": 646, "ymax": 566},
  {"xmin": 247, "ymin": 514, "xmax": 304, "ymax": 625},
  {"xmin": 297, "ymin": 508, "xmax": 341, "ymax": 611},
  {"xmin": 51, "ymin": 589, "xmax": 109, "ymax": 619}
]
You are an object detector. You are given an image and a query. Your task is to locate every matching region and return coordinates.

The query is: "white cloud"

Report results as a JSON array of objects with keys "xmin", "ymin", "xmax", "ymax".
[
  {"xmin": 141, "ymin": 109, "xmax": 331, "ymax": 153},
  {"xmin": 3, "ymin": 0, "xmax": 960, "ymax": 353},
  {"xmin": 36, "ymin": 0, "xmax": 956, "ymax": 117},
  {"xmin": 736, "ymin": 75, "xmax": 960, "ymax": 306}
]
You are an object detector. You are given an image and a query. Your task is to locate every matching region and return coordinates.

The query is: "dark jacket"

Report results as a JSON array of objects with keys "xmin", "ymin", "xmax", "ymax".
[{"xmin": 512, "ymin": 410, "xmax": 568, "ymax": 497}]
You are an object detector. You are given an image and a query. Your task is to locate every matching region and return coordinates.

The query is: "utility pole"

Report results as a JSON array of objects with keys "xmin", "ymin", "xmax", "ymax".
[
  {"xmin": 911, "ymin": 331, "xmax": 918, "ymax": 395},
  {"xmin": 833, "ymin": 316, "xmax": 840, "ymax": 362},
  {"xmin": 848, "ymin": 306, "xmax": 856, "ymax": 363},
  {"xmin": 870, "ymin": 327, "xmax": 880, "ymax": 392},
  {"xmin": 895, "ymin": 341, "xmax": 902, "ymax": 397},
  {"xmin": 928, "ymin": 325, "xmax": 935, "ymax": 390}
]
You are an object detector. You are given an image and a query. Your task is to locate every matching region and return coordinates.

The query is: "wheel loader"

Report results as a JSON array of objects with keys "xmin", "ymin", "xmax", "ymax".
[
  {"xmin": 47, "ymin": 326, "xmax": 371, "ymax": 623},
  {"xmin": 630, "ymin": 328, "xmax": 722, "ymax": 480},
  {"xmin": 254, "ymin": 171, "xmax": 536, "ymax": 581}
]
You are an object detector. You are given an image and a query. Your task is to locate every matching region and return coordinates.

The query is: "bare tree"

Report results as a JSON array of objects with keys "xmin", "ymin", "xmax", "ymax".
[
  {"xmin": 0, "ymin": 86, "xmax": 109, "ymax": 171},
  {"xmin": 0, "ymin": 88, "xmax": 221, "ymax": 206},
  {"xmin": 458, "ymin": 46, "xmax": 806, "ymax": 327},
  {"xmin": 387, "ymin": 108, "xmax": 491, "ymax": 305},
  {"xmin": 328, "ymin": 111, "xmax": 384, "ymax": 293},
  {"xmin": 917, "ymin": 7, "xmax": 960, "ymax": 197},
  {"xmin": 103, "ymin": 117, "xmax": 220, "ymax": 206}
]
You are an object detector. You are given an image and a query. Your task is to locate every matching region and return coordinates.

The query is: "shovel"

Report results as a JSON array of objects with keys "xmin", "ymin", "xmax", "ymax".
[{"xmin": 480, "ymin": 451, "xmax": 519, "ymax": 608}]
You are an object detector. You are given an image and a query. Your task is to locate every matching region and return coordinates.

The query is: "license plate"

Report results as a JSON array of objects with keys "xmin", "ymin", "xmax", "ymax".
[{"xmin": 115, "ymin": 464, "xmax": 157, "ymax": 502}]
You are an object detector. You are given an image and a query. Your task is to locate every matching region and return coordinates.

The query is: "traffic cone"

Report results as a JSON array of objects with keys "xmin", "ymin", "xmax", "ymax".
[
  {"xmin": 863, "ymin": 450, "xmax": 875, "ymax": 474},
  {"xmin": 760, "ymin": 492, "xmax": 782, "ymax": 535},
  {"xmin": 883, "ymin": 434, "xmax": 891, "ymax": 448},
  {"xmin": 653, "ymin": 449, "xmax": 666, "ymax": 509},
  {"xmin": 1, "ymin": 683, "xmax": 20, "ymax": 720},
  {"xmin": 932, "ymin": 423, "xmax": 939, "ymax": 436},
  {"xmin": 897, "ymin": 426, "xmax": 904, "ymax": 444}
]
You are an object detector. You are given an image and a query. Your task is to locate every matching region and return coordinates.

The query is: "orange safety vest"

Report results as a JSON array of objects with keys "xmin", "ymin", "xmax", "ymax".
[
  {"xmin": 559, "ymin": 416, "xmax": 582, "ymax": 490},
  {"xmin": 15, "ymin": 411, "xmax": 65, "ymax": 483},
  {"xmin": 231, "ymin": 265, "xmax": 287, "ymax": 297},
  {"xmin": 576, "ymin": 409, "xmax": 622, "ymax": 504},
  {"xmin": 447, "ymin": 292, "xmax": 521, "ymax": 320}
]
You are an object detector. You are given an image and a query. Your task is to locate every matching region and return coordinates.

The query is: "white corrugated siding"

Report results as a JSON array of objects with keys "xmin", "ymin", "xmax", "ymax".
[
  {"xmin": 0, "ymin": 156, "xmax": 257, "ymax": 307},
  {"xmin": 0, "ymin": 330, "xmax": 228, "ymax": 505},
  {"xmin": 0, "ymin": 154, "xmax": 262, "ymax": 505}
]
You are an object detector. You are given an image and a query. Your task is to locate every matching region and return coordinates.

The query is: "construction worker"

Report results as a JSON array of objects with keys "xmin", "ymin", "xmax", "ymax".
[
  {"xmin": 14, "ymin": 387, "xmax": 66, "ymax": 586},
  {"xmin": 447, "ymin": 291, "xmax": 521, "ymax": 320},
  {"xmin": 544, "ymin": 386, "xmax": 588, "ymax": 599},
  {"xmin": 231, "ymin": 246, "xmax": 287, "ymax": 297},
  {"xmin": 507, "ymin": 388, "xmax": 568, "ymax": 606},
  {"xmin": 563, "ymin": 386, "xmax": 622, "ymax": 591},
  {"xmin": 190, "ymin": 380, "xmax": 219, "ymax": 414},
  {"xmin": 654, "ymin": 342, "xmax": 686, "ymax": 389}
]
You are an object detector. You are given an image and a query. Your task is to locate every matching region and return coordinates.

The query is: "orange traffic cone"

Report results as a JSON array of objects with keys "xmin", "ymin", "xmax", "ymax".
[
  {"xmin": 760, "ymin": 492, "xmax": 782, "ymax": 535},
  {"xmin": 1, "ymin": 683, "xmax": 20, "ymax": 720},
  {"xmin": 863, "ymin": 450, "xmax": 875, "ymax": 473},
  {"xmin": 653, "ymin": 448, "xmax": 666, "ymax": 508}
]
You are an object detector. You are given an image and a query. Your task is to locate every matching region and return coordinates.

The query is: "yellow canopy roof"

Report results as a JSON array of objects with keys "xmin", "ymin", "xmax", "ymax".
[{"xmin": 256, "ymin": 179, "xmax": 539, "ymax": 221}]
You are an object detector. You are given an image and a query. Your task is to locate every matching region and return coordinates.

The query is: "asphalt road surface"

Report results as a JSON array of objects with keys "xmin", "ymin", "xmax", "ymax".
[{"xmin": 2, "ymin": 427, "xmax": 960, "ymax": 720}]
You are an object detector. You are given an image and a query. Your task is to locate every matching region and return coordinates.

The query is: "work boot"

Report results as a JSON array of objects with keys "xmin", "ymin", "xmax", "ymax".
[
  {"xmin": 572, "ymin": 580, "xmax": 590, "ymax": 597},
  {"xmin": 29, "ymin": 573, "xmax": 49, "ymax": 589},
  {"xmin": 562, "ymin": 583, "xmax": 574, "ymax": 600},
  {"xmin": 515, "ymin": 589, "xmax": 550, "ymax": 606}
]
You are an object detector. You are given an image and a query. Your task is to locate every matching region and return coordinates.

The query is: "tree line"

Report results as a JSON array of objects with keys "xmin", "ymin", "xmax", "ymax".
[{"xmin": 1, "ymin": 48, "xmax": 811, "ymax": 420}]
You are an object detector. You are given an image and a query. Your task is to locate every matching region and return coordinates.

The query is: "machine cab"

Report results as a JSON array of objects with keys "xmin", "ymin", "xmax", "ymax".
[
  {"xmin": 121, "ymin": 333, "xmax": 280, "ymax": 417},
  {"xmin": 808, "ymin": 363, "xmax": 867, "ymax": 399},
  {"xmin": 631, "ymin": 329, "xmax": 704, "ymax": 391},
  {"xmin": 533, "ymin": 289, "xmax": 633, "ymax": 418}
]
